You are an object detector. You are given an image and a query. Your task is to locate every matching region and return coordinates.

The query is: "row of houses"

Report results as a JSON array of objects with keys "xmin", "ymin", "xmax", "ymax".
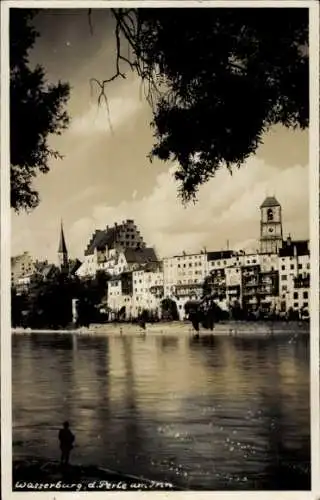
[
  {"xmin": 11, "ymin": 197, "xmax": 310, "ymax": 320},
  {"xmin": 95, "ymin": 238, "xmax": 310, "ymax": 320}
]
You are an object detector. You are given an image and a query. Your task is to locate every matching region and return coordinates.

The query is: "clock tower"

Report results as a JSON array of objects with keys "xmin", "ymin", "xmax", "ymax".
[{"xmin": 260, "ymin": 196, "xmax": 283, "ymax": 254}]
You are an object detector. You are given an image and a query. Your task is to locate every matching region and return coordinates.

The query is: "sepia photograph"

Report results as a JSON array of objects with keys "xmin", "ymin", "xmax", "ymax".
[{"xmin": 1, "ymin": 0, "xmax": 319, "ymax": 497}]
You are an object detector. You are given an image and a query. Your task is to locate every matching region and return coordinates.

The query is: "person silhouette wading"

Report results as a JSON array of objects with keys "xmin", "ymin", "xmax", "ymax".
[{"xmin": 58, "ymin": 421, "xmax": 75, "ymax": 466}]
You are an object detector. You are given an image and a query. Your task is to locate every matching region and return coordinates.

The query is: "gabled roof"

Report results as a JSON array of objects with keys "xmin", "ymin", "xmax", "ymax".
[
  {"xmin": 69, "ymin": 259, "xmax": 82, "ymax": 275},
  {"xmin": 85, "ymin": 226, "xmax": 122, "ymax": 256},
  {"xmin": 42, "ymin": 264, "xmax": 58, "ymax": 277},
  {"xmin": 123, "ymin": 247, "xmax": 158, "ymax": 264},
  {"xmin": 34, "ymin": 261, "xmax": 48, "ymax": 273},
  {"xmin": 260, "ymin": 196, "xmax": 280, "ymax": 208}
]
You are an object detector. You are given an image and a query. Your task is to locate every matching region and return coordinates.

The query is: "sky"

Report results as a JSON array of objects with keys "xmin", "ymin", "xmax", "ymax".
[{"xmin": 11, "ymin": 8, "xmax": 309, "ymax": 264}]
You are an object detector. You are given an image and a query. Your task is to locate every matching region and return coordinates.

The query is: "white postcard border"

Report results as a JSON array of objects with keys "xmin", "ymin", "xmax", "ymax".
[{"xmin": 1, "ymin": 1, "xmax": 319, "ymax": 499}]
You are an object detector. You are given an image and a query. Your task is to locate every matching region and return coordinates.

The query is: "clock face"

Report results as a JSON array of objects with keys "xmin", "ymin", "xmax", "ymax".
[{"xmin": 268, "ymin": 227, "xmax": 274, "ymax": 233}]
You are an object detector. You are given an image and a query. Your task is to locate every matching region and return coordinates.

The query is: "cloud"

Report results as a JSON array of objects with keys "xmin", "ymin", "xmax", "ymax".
[
  {"xmin": 68, "ymin": 157, "xmax": 309, "ymax": 260},
  {"xmin": 69, "ymin": 95, "xmax": 142, "ymax": 136}
]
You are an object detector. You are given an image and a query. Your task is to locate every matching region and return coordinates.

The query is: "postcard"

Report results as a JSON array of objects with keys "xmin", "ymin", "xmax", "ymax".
[{"xmin": 1, "ymin": 1, "xmax": 319, "ymax": 499}]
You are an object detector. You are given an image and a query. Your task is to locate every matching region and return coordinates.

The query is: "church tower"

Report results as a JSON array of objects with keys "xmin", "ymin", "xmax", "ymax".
[
  {"xmin": 259, "ymin": 196, "xmax": 283, "ymax": 254},
  {"xmin": 58, "ymin": 221, "xmax": 69, "ymax": 273}
]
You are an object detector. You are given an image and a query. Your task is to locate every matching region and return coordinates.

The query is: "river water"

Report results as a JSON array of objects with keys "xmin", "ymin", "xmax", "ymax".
[{"xmin": 12, "ymin": 330, "xmax": 310, "ymax": 490}]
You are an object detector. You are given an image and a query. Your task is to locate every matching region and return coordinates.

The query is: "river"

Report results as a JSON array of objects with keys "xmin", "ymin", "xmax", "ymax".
[{"xmin": 12, "ymin": 330, "xmax": 310, "ymax": 490}]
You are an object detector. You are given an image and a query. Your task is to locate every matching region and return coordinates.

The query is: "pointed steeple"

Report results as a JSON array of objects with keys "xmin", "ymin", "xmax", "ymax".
[
  {"xmin": 58, "ymin": 220, "xmax": 68, "ymax": 254},
  {"xmin": 58, "ymin": 220, "xmax": 68, "ymax": 272}
]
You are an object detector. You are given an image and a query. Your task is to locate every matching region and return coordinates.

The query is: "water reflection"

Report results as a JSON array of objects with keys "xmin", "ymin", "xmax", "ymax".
[{"xmin": 12, "ymin": 332, "xmax": 310, "ymax": 490}]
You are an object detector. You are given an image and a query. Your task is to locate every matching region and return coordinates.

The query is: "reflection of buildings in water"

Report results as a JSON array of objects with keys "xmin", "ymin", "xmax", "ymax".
[
  {"xmin": 189, "ymin": 336, "xmax": 308, "ymax": 398},
  {"xmin": 12, "ymin": 333, "xmax": 310, "ymax": 487},
  {"xmin": 108, "ymin": 335, "xmax": 209, "ymax": 416},
  {"xmin": 156, "ymin": 336, "xmax": 179, "ymax": 352},
  {"xmin": 106, "ymin": 336, "xmax": 148, "ymax": 469},
  {"xmin": 72, "ymin": 333, "xmax": 77, "ymax": 352},
  {"xmin": 64, "ymin": 336, "xmax": 111, "ymax": 449}
]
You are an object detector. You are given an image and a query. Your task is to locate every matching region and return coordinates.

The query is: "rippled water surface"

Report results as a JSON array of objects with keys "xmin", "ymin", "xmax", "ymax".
[{"xmin": 12, "ymin": 331, "xmax": 310, "ymax": 490}]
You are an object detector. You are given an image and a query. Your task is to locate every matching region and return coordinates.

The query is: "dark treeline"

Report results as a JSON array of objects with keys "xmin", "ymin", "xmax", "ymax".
[
  {"xmin": 11, "ymin": 271, "xmax": 109, "ymax": 329},
  {"xmin": 11, "ymin": 272, "xmax": 180, "ymax": 329},
  {"xmin": 12, "ymin": 270, "xmax": 304, "ymax": 330}
]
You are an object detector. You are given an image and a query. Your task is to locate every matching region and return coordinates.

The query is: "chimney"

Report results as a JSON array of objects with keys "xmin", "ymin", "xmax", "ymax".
[{"xmin": 287, "ymin": 234, "xmax": 292, "ymax": 246}]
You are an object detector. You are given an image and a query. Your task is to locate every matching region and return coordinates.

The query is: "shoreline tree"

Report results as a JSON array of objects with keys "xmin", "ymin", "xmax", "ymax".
[
  {"xmin": 91, "ymin": 7, "xmax": 308, "ymax": 202},
  {"xmin": 10, "ymin": 9, "xmax": 70, "ymax": 212}
]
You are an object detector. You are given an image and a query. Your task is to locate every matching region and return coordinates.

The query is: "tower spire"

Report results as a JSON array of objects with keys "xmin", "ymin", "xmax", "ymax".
[
  {"xmin": 58, "ymin": 220, "xmax": 68, "ymax": 254},
  {"xmin": 58, "ymin": 220, "xmax": 68, "ymax": 271}
]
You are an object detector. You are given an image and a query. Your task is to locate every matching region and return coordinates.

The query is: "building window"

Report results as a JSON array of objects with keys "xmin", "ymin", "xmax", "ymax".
[
  {"xmin": 267, "ymin": 208, "xmax": 274, "ymax": 221},
  {"xmin": 293, "ymin": 292, "xmax": 298, "ymax": 299},
  {"xmin": 298, "ymin": 264, "xmax": 302, "ymax": 269},
  {"xmin": 303, "ymin": 291, "xmax": 308, "ymax": 299},
  {"xmin": 293, "ymin": 302, "xmax": 299, "ymax": 308},
  {"xmin": 290, "ymin": 264, "xmax": 294, "ymax": 270},
  {"xmin": 282, "ymin": 285, "xmax": 287, "ymax": 291},
  {"xmin": 303, "ymin": 302, "xmax": 308, "ymax": 308},
  {"xmin": 282, "ymin": 275, "xmax": 287, "ymax": 281},
  {"xmin": 281, "ymin": 265, "xmax": 285, "ymax": 270},
  {"xmin": 307, "ymin": 263, "xmax": 310, "ymax": 269}
]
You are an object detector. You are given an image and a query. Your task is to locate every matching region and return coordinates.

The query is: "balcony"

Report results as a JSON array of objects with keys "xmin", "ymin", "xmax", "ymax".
[
  {"xmin": 175, "ymin": 284, "xmax": 203, "ymax": 297},
  {"xmin": 294, "ymin": 277, "xmax": 310, "ymax": 289},
  {"xmin": 150, "ymin": 285, "xmax": 164, "ymax": 297},
  {"xmin": 258, "ymin": 286, "xmax": 273, "ymax": 295},
  {"xmin": 206, "ymin": 278, "xmax": 226, "ymax": 287},
  {"xmin": 243, "ymin": 280, "xmax": 259, "ymax": 287},
  {"xmin": 242, "ymin": 289, "xmax": 258, "ymax": 297}
]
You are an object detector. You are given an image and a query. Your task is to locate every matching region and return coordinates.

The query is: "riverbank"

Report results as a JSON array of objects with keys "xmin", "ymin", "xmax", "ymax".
[
  {"xmin": 13, "ymin": 458, "xmax": 179, "ymax": 491},
  {"xmin": 12, "ymin": 320, "xmax": 309, "ymax": 338}
]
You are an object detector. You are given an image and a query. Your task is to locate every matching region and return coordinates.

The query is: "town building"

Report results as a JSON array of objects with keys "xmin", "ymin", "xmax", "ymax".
[
  {"xmin": 11, "ymin": 251, "xmax": 35, "ymax": 287},
  {"xmin": 278, "ymin": 238, "xmax": 310, "ymax": 316},
  {"xmin": 259, "ymin": 196, "xmax": 283, "ymax": 254},
  {"xmin": 13, "ymin": 195, "xmax": 310, "ymax": 321},
  {"xmin": 76, "ymin": 220, "xmax": 148, "ymax": 278}
]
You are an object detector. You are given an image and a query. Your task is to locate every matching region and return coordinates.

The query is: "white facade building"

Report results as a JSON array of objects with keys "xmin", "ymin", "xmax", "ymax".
[
  {"xmin": 11, "ymin": 252, "xmax": 35, "ymax": 286},
  {"xmin": 77, "ymin": 220, "xmax": 147, "ymax": 278},
  {"xmin": 278, "ymin": 239, "xmax": 310, "ymax": 316}
]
